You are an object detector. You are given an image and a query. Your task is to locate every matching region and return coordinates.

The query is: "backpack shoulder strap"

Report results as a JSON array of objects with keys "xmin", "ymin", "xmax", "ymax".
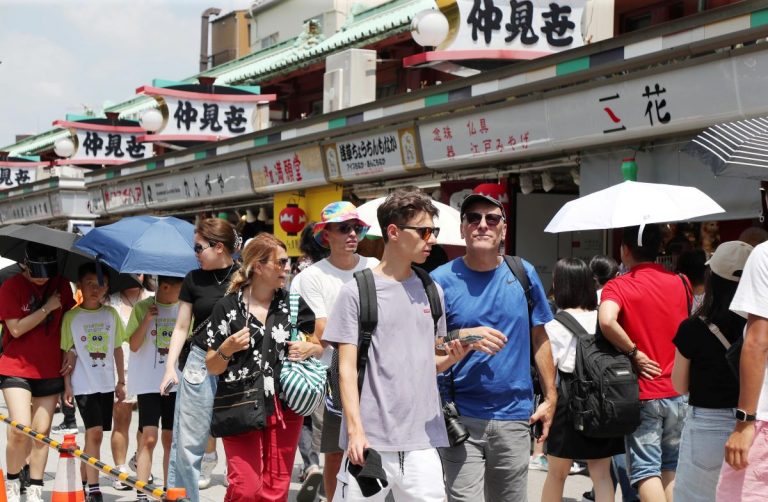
[
  {"xmin": 353, "ymin": 269, "xmax": 377, "ymax": 395},
  {"xmin": 504, "ymin": 255, "xmax": 533, "ymax": 325},
  {"xmin": 678, "ymin": 273, "xmax": 693, "ymax": 316},
  {"xmin": 412, "ymin": 265, "xmax": 442, "ymax": 334},
  {"xmin": 554, "ymin": 310, "xmax": 590, "ymax": 337}
]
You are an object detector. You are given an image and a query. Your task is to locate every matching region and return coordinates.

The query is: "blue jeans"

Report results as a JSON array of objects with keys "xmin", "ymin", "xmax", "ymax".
[
  {"xmin": 673, "ymin": 407, "xmax": 735, "ymax": 502},
  {"xmin": 167, "ymin": 345, "xmax": 218, "ymax": 502},
  {"xmin": 625, "ymin": 396, "xmax": 687, "ymax": 487}
]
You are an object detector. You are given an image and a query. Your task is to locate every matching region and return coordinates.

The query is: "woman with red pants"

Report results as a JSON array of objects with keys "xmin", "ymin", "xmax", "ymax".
[{"xmin": 206, "ymin": 233, "xmax": 319, "ymax": 501}]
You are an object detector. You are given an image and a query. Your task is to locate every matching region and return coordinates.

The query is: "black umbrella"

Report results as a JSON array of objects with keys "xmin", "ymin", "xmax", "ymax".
[
  {"xmin": 684, "ymin": 117, "xmax": 768, "ymax": 179},
  {"xmin": 0, "ymin": 224, "xmax": 141, "ymax": 292}
]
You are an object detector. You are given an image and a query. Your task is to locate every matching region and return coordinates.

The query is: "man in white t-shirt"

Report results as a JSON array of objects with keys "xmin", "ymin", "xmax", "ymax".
[
  {"xmin": 291, "ymin": 201, "xmax": 379, "ymax": 499},
  {"xmin": 718, "ymin": 241, "xmax": 768, "ymax": 501}
]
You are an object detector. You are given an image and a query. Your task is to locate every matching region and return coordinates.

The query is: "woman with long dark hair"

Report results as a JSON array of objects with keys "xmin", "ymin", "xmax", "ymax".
[
  {"xmin": 672, "ymin": 241, "xmax": 753, "ymax": 501},
  {"xmin": 206, "ymin": 233, "xmax": 316, "ymax": 500},
  {"xmin": 160, "ymin": 218, "xmax": 240, "ymax": 501},
  {"xmin": 542, "ymin": 258, "xmax": 623, "ymax": 502}
]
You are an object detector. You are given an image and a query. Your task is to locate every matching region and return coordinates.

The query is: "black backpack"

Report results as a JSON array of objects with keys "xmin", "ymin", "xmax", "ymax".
[
  {"xmin": 555, "ymin": 311, "xmax": 641, "ymax": 438},
  {"xmin": 325, "ymin": 266, "xmax": 442, "ymax": 416}
]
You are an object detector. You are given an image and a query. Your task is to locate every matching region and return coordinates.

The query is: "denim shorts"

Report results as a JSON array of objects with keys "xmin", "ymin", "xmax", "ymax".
[{"xmin": 625, "ymin": 396, "xmax": 687, "ymax": 487}]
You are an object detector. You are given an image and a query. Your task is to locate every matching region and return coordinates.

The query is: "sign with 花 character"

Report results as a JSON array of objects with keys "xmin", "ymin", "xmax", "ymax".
[
  {"xmin": 250, "ymin": 146, "xmax": 327, "ymax": 193},
  {"xmin": 437, "ymin": 0, "xmax": 585, "ymax": 57},
  {"xmin": 323, "ymin": 127, "xmax": 421, "ymax": 183},
  {"xmin": 52, "ymin": 120, "xmax": 151, "ymax": 166},
  {"xmin": 136, "ymin": 83, "xmax": 276, "ymax": 143}
]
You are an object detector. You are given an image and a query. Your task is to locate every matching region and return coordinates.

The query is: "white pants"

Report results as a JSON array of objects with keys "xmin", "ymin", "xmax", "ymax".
[{"xmin": 334, "ymin": 448, "xmax": 445, "ymax": 502}]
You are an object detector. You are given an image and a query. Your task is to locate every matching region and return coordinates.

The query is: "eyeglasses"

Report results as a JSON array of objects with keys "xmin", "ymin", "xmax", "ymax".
[
  {"xmin": 463, "ymin": 212, "xmax": 504, "ymax": 226},
  {"xmin": 332, "ymin": 222, "xmax": 368, "ymax": 235},
  {"xmin": 193, "ymin": 242, "xmax": 215, "ymax": 254},
  {"xmin": 397, "ymin": 225, "xmax": 440, "ymax": 241},
  {"xmin": 262, "ymin": 257, "xmax": 290, "ymax": 268}
]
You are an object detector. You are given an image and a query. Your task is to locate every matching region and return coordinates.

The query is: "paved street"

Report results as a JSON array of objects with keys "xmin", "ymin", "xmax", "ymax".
[{"xmin": 0, "ymin": 398, "xmax": 596, "ymax": 501}]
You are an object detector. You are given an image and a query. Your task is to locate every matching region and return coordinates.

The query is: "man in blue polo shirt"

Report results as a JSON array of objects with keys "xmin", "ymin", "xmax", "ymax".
[{"xmin": 431, "ymin": 193, "xmax": 557, "ymax": 502}]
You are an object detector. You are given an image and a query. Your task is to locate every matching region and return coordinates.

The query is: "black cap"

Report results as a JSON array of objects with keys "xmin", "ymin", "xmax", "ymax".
[
  {"xmin": 460, "ymin": 193, "xmax": 506, "ymax": 218},
  {"xmin": 347, "ymin": 448, "xmax": 388, "ymax": 497},
  {"xmin": 25, "ymin": 242, "xmax": 58, "ymax": 279}
]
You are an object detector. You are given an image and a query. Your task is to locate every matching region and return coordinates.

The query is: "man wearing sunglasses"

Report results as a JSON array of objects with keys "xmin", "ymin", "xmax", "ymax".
[
  {"xmin": 290, "ymin": 201, "xmax": 379, "ymax": 499},
  {"xmin": 430, "ymin": 193, "xmax": 557, "ymax": 502}
]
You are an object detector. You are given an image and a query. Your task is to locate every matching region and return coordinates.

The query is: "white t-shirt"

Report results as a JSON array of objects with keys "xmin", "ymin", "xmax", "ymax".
[
  {"xmin": 126, "ymin": 298, "xmax": 181, "ymax": 396},
  {"xmin": 730, "ymin": 241, "xmax": 768, "ymax": 420},
  {"xmin": 545, "ymin": 309, "xmax": 598, "ymax": 374},
  {"xmin": 61, "ymin": 306, "xmax": 126, "ymax": 396},
  {"xmin": 290, "ymin": 255, "xmax": 379, "ymax": 365}
]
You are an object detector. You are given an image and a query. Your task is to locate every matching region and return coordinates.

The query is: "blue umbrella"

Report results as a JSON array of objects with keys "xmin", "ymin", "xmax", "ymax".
[{"xmin": 74, "ymin": 216, "xmax": 198, "ymax": 277}]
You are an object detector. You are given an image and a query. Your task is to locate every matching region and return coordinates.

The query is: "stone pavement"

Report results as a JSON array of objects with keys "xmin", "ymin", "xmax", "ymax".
[{"xmin": 0, "ymin": 398, "xmax": 598, "ymax": 501}]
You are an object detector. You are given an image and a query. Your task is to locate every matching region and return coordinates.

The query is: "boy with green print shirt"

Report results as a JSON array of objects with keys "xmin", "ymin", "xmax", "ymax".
[
  {"xmin": 127, "ymin": 276, "xmax": 184, "ymax": 500},
  {"xmin": 61, "ymin": 264, "xmax": 127, "ymax": 502}
]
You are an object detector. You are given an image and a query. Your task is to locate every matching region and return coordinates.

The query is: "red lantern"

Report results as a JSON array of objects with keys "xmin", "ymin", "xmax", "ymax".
[{"xmin": 278, "ymin": 203, "xmax": 307, "ymax": 236}]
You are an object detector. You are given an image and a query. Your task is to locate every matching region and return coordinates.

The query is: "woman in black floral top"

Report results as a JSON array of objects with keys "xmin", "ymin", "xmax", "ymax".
[{"xmin": 205, "ymin": 233, "xmax": 316, "ymax": 501}]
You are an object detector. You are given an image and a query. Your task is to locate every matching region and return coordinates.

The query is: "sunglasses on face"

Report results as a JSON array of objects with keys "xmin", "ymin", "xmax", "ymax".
[
  {"xmin": 397, "ymin": 225, "xmax": 441, "ymax": 241},
  {"xmin": 262, "ymin": 257, "xmax": 290, "ymax": 268},
  {"xmin": 463, "ymin": 212, "xmax": 504, "ymax": 226},
  {"xmin": 193, "ymin": 242, "xmax": 216, "ymax": 254},
  {"xmin": 332, "ymin": 222, "xmax": 368, "ymax": 235}
]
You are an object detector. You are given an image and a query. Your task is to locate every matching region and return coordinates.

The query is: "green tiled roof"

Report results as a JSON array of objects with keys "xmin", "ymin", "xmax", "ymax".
[{"xmin": 2, "ymin": 0, "xmax": 432, "ymax": 155}]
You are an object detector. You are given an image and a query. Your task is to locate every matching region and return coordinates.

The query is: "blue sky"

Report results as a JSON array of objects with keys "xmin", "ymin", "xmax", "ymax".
[{"xmin": 0, "ymin": 0, "xmax": 244, "ymax": 149}]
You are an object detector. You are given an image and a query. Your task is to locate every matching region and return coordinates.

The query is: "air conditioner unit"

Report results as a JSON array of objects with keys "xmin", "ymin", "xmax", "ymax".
[{"xmin": 323, "ymin": 49, "xmax": 376, "ymax": 113}]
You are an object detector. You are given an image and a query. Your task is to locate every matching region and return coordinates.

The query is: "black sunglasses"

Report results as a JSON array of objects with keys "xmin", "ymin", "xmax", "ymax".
[
  {"xmin": 262, "ymin": 257, "xmax": 290, "ymax": 268},
  {"xmin": 332, "ymin": 222, "xmax": 367, "ymax": 235},
  {"xmin": 397, "ymin": 225, "xmax": 440, "ymax": 241},
  {"xmin": 193, "ymin": 242, "xmax": 216, "ymax": 254},
  {"xmin": 463, "ymin": 212, "xmax": 504, "ymax": 226}
]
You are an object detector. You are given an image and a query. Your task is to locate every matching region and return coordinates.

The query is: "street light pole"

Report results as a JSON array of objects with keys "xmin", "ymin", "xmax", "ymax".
[{"xmin": 200, "ymin": 7, "xmax": 222, "ymax": 72}]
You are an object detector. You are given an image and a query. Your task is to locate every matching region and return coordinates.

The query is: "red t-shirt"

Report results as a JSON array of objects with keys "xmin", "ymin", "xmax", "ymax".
[
  {"xmin": 0, "ymin": 274, "xmax": 76, "ymax": 379},
  {"xmin": 601, "ymin": 263, "xmax": 690, "ymax": 400}
]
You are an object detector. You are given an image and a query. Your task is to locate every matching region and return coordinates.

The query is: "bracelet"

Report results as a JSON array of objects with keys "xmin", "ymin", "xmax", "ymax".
[
  {"xmin": 216, "ymin": 349, "xmax": 232, "ymax": 361},
  {"xmin": 117, "ymin": 381, "xmax": 125, "ymax": 385},
  {"xmin": 41, "ymin": 306, "xmax": 48, "ymax": 315},
  {"xmin": 445, "ymin": 329, "xmax": 461, "ymax": 342},
  {"xmin": 625, "ymin": 345, "xmax": 638, "ymax": 359}
]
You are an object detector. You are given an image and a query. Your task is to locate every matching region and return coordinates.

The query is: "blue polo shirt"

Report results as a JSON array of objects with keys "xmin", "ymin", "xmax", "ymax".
[{"xmin": 431, "ymin": 257, "xmax": 553, "ymax": 420}]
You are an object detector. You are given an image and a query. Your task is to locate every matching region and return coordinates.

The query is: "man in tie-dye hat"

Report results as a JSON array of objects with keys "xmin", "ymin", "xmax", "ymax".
[{"xmin": 290, "ymin": 201, "xmax": 379, "ymax": 498}]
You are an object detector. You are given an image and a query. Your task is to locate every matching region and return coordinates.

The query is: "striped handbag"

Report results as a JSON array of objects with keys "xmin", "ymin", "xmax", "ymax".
[{"xmin": 279, "ymin": 293, "xmax": 327, "ymax": 416}]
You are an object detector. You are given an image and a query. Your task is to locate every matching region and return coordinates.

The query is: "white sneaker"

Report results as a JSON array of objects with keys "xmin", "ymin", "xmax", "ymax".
[
  {"xmin": 111, "ymin": 465, "xmax": 132, "ymax": 490},
  {"xmin": 5, "ymin": 478, "xmax": 20, "ymax": 502},
  {"xmin": 25, "ymin": 484, "xmax": 43, "ymax": 502},
  {"xmin": 198, "ymin": 452, "xmax": 218, "ymax": 490}
]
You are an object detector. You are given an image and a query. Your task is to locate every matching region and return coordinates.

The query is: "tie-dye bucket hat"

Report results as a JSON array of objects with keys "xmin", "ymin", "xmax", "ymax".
[{"xmin": 313, "ymin": 201, "xmax": 370, "ymax": 248}]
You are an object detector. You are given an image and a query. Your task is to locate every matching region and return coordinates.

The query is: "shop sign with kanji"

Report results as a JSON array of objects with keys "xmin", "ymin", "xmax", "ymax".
[
  {"xmin": 137, "ymin": 86, "xmax": 276, "ymax": 143},
  {"xmin": 250, "ymin": 146, "xmax": 326, "ymax": 193},
  {"xmin": 143, "ymin": 159, "xmax": 253, "ymax": 209},
  {"xmin": 0, "ymin": 193, "xmax": 53, "ymax": 224},
  {"xmin": 0, "ymin": 159, "xmax": 41, "ymax": 190},
  {"xmin": 417, "ymin": 45, "xmax": 768, "ymax": 169},
  {"xmin": 52, "ymin": 120, "xmax": 151, "ymax": 166},
  {"xmin": 440, "ymin": 0, "xmax": 585, "ymax": 56},
  {"xmin": 323, "ymin": 127, "xmax": 421, "ymax": 182}
]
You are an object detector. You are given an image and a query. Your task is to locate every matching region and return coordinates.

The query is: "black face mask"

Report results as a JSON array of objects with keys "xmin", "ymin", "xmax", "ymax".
[{"xmin": 25, "ymin": 258, "xmax": 58, "ymax": 279}]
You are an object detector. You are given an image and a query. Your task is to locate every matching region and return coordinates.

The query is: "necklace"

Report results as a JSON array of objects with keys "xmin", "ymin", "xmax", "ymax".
[{"xmin": 212, "ymin": 263, "xmax": 235, "ymax": 286}]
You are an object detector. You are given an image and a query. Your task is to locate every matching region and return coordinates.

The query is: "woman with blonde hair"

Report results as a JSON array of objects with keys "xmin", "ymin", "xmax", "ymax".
[
  {"xmin": 206, "ymin": 233, "xmax": 317, "ymax": 501},
  {"xmin": 161, "ymin": 218, "xmax": 240, "ymax": 501}
]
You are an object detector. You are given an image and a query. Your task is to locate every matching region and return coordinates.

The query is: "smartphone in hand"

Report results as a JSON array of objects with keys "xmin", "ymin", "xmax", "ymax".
[
  {"xmin": 161, "ymin": 380, "xmax": 175, "ymax": 396},
  {"xmin": 436, "ymin": 334, "xmax": 484, "ymax": 351}
]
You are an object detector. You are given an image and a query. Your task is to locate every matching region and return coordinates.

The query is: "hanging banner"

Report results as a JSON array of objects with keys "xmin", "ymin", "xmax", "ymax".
[
  {"xmin": 323, "ymin": 126, "xmax": 421, "ymax": 182},
  {"xmin": 143, "ymin": 159, "xmax": 253, "ymax": 209},
  {"xmin": 250, "ymin": 146, "xmax": 327, "ymax": 193}
]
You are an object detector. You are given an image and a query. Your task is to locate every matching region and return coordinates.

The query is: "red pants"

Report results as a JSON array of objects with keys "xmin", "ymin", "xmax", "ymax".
[{"xmin": 222, "ymin": 403, "xmax": 303, "ymax": 502}]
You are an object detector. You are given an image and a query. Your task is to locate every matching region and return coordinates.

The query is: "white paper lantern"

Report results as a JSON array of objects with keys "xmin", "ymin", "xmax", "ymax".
[
  {"xmin": 410, "ymin": 9, "xmax": 449, "ymax": 48},
  {"xmin": 53, "ymin": 137, "xmax": 76, "ymax": 158},
  {"xmin": 140, "ymin": 108, "xmax": 164, "ymax": 133}
]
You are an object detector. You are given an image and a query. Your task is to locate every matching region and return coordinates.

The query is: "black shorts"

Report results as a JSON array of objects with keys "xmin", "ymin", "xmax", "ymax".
[
  {"xmin": 75, "ymin": 392, "xmax": 114, "ymax": 431},
  {"xmin": 0, "ymin": 375, "xmax": 64, "ymax": 398},
  {"xmin": 320, "ymin": 406, "xmax": 343, "ymax": 454},
  {"xmin": 137, "ymin": 393, "xmax": 176, "ymax": 431}
]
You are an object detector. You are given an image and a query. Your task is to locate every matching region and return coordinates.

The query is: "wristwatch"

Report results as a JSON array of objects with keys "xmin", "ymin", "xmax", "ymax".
[
  {"xmin": 625, "ymin": 345, "xmax": 638, "ymax": 359},
  {"xmin": 216, "ymin": 349, "xmax": 232, "ymax": 361},
  {"xmin": 41, "ymin": 306, "xmax": 48, "ymax": 315},
  {"xmin": 736, "ymin": 409, "xmax": 756, "ymax": 422}
]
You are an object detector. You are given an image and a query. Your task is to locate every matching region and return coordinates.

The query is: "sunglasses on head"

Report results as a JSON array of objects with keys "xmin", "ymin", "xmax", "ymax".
[
  {"xmin": 332, "ymin": 222, "xmax": 368, "ymax": 235},
  {"xmin": 463, "ymin": 212, "xmax": 504, "ymax": 226},
  {"xmin": 397, "ymin": 225, "xmax": 440, "ymax": 241},
  {"xmin": 193, "ymin": 242, "xmax": 216, "ymax": 254}
]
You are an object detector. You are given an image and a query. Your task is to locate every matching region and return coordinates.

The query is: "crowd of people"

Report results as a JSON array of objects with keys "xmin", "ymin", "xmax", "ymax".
[{"xmin": 1, "ymin": 188, "xmax": 768, "ymax": 502}]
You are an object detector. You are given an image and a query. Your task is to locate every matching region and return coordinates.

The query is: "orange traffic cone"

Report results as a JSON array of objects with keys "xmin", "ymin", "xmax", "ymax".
[
  {"xmin": 52, "ymin": 434, "xmax": 84, "ymax": 502},
  {"xmin": 0, "ymin": 457, "xmax": 8, "ymax": 502}
]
